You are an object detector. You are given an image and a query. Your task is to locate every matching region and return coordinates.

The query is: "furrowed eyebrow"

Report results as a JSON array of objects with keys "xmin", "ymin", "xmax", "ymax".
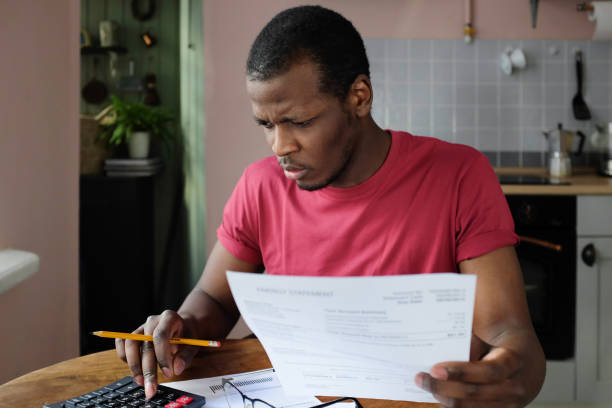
[
  {"xmin": 253, "ymin": 116, "xmax": 302, "ymax": 125},
  {"xmin": 253, "ymin": 116, "xmax": 269, "ymax": 125}
]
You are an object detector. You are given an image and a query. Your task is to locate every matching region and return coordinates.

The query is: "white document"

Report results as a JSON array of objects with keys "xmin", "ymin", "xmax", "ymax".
[
  {"xmin": 226, "ymin": 272, "xmax": 477, "ymax": 403},
  {"xmin": 163, "ymin": 368, "xmax": 323, "ymax": 408}
]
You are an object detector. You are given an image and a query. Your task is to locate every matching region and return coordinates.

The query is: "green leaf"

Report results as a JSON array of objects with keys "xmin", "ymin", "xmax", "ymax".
[
  {"xmin": 97, "ymin": 94, "xmax": 176, "ymax": 149},
  {"xmin": 110, "ymin": 123, "xmax": 126, "ymax": 145}
]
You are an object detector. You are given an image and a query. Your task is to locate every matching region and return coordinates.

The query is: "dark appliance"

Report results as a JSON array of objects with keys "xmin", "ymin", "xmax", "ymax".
[
  {"xmin": 498, "ymin": 174, "xmax": 570, "ymax": 185},
  {"xmin": 506, "ymin": 195, "xmax": 576, "ymax": 360}
]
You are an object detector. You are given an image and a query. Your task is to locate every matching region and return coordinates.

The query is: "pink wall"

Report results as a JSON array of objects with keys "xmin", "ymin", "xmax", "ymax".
[
  {"xmin": 0, "ymin": 0, "xmax": 80, "ymax": 383},
  {"xmin": 203, "ymin": 0, "xmax": 596, "ymax": 253},
  {"xmin": 0, "ymin": 0, "xmax": 592, "ymax": 381}
]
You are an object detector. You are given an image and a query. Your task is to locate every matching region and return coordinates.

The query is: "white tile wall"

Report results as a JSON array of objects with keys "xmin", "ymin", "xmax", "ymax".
[{"xmin": 365, "ymin": 38, "xmax": 612, "ymax": 165}]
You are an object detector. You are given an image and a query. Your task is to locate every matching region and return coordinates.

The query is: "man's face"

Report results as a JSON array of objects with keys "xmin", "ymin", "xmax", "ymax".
[{"xmin": 246, "ymin": 60, "xmax": 356, "ymax": 191}]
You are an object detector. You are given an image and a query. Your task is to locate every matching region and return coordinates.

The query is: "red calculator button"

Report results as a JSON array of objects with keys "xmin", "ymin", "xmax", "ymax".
[
  {"xmin": 176, "ymin": 396, "xmax": 194, "ymax": 404},
  {"xmin": 165, "ymin": 402, "xmax": 183, "ymax": 408}
]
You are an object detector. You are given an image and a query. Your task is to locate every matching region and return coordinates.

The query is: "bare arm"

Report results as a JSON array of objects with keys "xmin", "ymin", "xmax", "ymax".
[
  {"xmin": 116, "ymin": 241, "xmax": 261, "ymax": 399},
  {"xmin": 179, "ymin": 240, "xmax": 262, "ymax": 339},
  {"xmin": 415, "ymin": 246, "xmax": 546, "ymax": 407}
]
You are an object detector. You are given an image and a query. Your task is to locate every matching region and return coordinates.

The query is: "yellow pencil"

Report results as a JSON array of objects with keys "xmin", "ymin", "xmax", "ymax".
[{"xmin": 92, "ymin": 331, "xmax": 221, "ymax": 348}]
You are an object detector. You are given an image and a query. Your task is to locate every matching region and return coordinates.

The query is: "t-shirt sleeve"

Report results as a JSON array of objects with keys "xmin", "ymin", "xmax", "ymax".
[
  {"xmin": 217, "ymin": 168, "xmax": 263, "ymax": 265},
  {"xmin": 455, "ymin": 153, "xmax": 519, "ymax": 263}
]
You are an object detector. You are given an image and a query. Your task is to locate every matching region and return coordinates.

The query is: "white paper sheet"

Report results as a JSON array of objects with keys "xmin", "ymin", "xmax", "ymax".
[
  {"xmin": 226, "ymin": 272, "xmax": 476, "ymax": 403},
  {"xmin": 163, "ymin": 368, "xmax": 322, "ymax": 408}
]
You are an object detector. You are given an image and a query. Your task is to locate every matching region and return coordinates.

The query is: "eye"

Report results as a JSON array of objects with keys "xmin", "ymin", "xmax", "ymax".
[
  {"xmin": 292, "ymin": 118, "xmax": 313, "ymax": 128},
  {"xmin": 256, "ymin": 120, "xmax": 274, "ymax": 130}
]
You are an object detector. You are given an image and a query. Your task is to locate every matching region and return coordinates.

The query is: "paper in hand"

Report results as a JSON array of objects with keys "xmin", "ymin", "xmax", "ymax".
[{"xmin": 226, "ymin": 272, "xmax": 476, "ymax": 403}]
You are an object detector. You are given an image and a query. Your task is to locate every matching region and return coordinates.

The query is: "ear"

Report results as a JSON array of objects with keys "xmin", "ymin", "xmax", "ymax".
[{"xmin": 346, "ymin": 74, "xmax": 373, "ymax": 118}]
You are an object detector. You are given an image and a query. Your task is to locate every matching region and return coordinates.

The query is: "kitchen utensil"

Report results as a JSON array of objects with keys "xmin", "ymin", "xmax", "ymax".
[
  {"xmin": 119, "ymin": 59, "xmax": 143, "ymax": 92},
  {"xmin": 548, "ymin": 152, "xmax": 572, "ymax": 178},
  {"xmin": 601, "ymin": 158, "xmax": 612, "ymax": 176},
  {"xmin": 542, "ymin": 123, "xmax": 586, "ymax": 177},
  {"xmin": 143, "ymin": 72, "xmax": 160, "ymax": 105},
  {"xmin": 530, "ymin": 0, "xmax": 539, "ymax": 28},
  {"xmin": 81, "ymin": 58, "xmax": 108, "ymax": 104},
  {"xmin": 140, "ymin": 31, "xmax": 157, "ymax": 47},
  {"xmin": 572, "ymin": 50, "xmax": 591, "ymax": 120},
  {"xmin": 590, "ymin": 122, "xmax": 612, "ymax": 176}
]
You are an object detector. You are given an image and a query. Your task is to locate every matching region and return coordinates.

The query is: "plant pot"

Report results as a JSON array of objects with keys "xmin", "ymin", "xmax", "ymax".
[{"xmin": 128, "ymin": 131, "xmax": 150, "ymax": 158}]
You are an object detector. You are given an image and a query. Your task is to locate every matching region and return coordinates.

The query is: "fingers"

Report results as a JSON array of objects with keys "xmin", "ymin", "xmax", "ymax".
[
  {"xmin": 142, "ymin": 315, "xmax": 162, "ymax": 399},
  {"xmin": 416, "ymin": 372, "xmax": 526, "ymax": 404},
  {"xmin": 432, "ymin": 347, "xmax": 523, "ymax": 384},
  {"xmin": 151, "ymin": 310, "xmax": 183, "ymax": 379},
  {"xmin": 155, "ymin": 310, "xmax": 199, "ymax": 378},
  {"xmin": 123, "ymin": 326, "xmax": 146, "ymax": 386},
  {"xmin": 415, "ymin": 347, "xmax": 527, "ymax": 406},
  {"xmin": 174, "ymin": 343, "xmax": 198, "ymax": 376},
  {"xmin": 115, "ymin": 338, "xmax": 126, "ymax": 362},
  {"xmin": 142, "ymin": 310, "xmax": 194, "ymax": 399},
  {"xmin": 118, "ymin": 311, "xmax": 196, "ymax": 400},
  {"xmin": 140, "ymin": 338, "xmax": 158, "ymax": 399}
]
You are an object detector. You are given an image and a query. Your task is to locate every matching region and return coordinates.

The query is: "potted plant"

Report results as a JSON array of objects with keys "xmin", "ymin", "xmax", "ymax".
[{"xmin": 98, "ymin": 95, "xmax": 175, "ymax": 159}]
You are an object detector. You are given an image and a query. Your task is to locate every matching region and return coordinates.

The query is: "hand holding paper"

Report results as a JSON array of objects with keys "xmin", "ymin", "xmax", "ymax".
[{"xmin": 226, "ymin": 272, "xmax": 476, "ymax": 403}]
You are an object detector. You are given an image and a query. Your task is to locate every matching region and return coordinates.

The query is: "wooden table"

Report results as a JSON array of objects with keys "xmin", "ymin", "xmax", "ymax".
[{"xmin": 0, "ymin": 339, "xmax": 436, "ymax": 407}]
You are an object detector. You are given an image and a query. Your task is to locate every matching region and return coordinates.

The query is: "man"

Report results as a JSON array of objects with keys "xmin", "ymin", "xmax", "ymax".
[{"xmin": 116, "ymin": 5, "xmax": 545, "ymax": 406}]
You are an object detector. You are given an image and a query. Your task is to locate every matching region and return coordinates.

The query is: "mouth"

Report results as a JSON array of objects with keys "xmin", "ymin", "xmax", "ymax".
[{"xmin": 281, "ymin": 166, "xmax": 309, "ymax": 181}]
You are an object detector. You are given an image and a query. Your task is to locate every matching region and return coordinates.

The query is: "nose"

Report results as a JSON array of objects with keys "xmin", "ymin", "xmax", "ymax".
[{"xmin": 270, "ymin": 125, "xmax": 299, "ymax": 157}]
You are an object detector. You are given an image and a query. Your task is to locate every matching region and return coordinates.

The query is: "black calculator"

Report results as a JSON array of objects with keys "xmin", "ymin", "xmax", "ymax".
[{"xmin": 43, "ymin": 376, "xmax": 206, "ymax": 408}]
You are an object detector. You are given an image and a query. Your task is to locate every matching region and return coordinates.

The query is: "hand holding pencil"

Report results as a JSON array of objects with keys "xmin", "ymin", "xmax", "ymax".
[{"xmin": 113, "ymin": 310, "xmax": 216, "ymax": 399}]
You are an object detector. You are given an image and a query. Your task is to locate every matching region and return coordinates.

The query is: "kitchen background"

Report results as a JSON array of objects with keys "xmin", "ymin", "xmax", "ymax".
[
  {"xmin": 1, "ymin": 0, "xmax": 611, "ymax": 397},
  {"xmin": 200, "ymin": 0, "xmax": 608, "ymax": 255},
  {"xmin": 365, "ymin": 38, "xmax": 611, "ymax": 167},
  {"xmin": 77, "ymin": 0, "xmax": 208, "ymax": 354}
]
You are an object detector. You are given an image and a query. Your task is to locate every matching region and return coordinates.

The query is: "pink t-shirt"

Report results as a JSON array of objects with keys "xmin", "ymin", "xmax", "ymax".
[{"xmin": 218, "ymin": 130, "xmax": 518, "ymax": 276}]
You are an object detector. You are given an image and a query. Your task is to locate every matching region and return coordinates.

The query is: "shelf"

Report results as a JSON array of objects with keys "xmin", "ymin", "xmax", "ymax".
[{"xmin": 81, "ymin": 46, "xmax": 127, "ymax": 56}]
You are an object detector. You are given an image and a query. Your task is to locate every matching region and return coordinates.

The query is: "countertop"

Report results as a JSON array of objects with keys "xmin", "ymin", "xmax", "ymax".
[
  {"xmin": 529, "ymin": 403, "xmax": 611, "ymax": 408},
  {"xmin": 496, "ymin": 167, "xmax": 612, "ymax": 195}
]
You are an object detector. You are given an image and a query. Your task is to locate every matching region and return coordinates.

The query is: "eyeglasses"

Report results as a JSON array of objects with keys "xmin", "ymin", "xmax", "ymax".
[{"xmin": 222, "ymin": 377, "xmax": 363, "ymax": 408}]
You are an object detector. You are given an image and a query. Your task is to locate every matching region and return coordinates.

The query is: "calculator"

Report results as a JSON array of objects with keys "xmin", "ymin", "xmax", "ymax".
[{"xmin": 43, "ymin": 376, "xmax": 206, "ymax": 408}]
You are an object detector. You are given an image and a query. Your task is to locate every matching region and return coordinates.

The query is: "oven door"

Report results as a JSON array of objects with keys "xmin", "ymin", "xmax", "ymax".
[{"xmin": 515, "ymin": 228, "xmax": 575, "ymax": 360}]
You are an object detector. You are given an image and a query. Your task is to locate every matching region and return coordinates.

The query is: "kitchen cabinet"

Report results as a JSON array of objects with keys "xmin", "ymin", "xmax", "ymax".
[
  {"xmin": 576, "ymin": 196, "xmax": 612, "ymax": 401},
  {"xmin": 79, "ymin": 175, "xmax": 157, "ymax": 355}
]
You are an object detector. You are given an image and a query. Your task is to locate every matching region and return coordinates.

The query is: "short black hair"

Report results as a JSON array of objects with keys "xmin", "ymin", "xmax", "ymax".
[{"xmin": 246, "ymin": 5, "xmax": 370, "ymax": 101}]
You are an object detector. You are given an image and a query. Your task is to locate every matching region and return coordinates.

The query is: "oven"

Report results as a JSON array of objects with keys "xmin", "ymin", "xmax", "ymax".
[{"xmin": 506, "ymin": 195, "xmax": 576, "ymax": 360}]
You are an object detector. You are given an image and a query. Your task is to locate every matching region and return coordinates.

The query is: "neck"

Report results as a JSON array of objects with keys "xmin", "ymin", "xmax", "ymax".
[{"xmin": 330, "ymin": 117, "xmax": 391, "ymax": 188}]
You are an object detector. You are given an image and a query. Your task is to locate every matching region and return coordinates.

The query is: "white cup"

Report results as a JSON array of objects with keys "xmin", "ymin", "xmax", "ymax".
[
  {"xmin": 510, "ymin": 48, "xmax": 526, "ymax": 69},
  {"xmin": 499, "ymin": 47, "xmax": 527, "ymax": 76},
  {"xmin": 499, "ymin": 52, "xmax": 513, "ymax": 75}
]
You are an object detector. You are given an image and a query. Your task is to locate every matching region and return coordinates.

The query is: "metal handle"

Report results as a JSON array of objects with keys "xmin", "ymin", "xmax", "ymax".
[
  {"xmin": 518, "ymin": 235, "xmax": 563, "ymax": 252},
  {"xmin": 582, "ymin": 243, "xmax": 596, "ymax": 266},
  {"xmin": 575, "ymin": 130, "xmax": 586, "ymax": 156}
]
